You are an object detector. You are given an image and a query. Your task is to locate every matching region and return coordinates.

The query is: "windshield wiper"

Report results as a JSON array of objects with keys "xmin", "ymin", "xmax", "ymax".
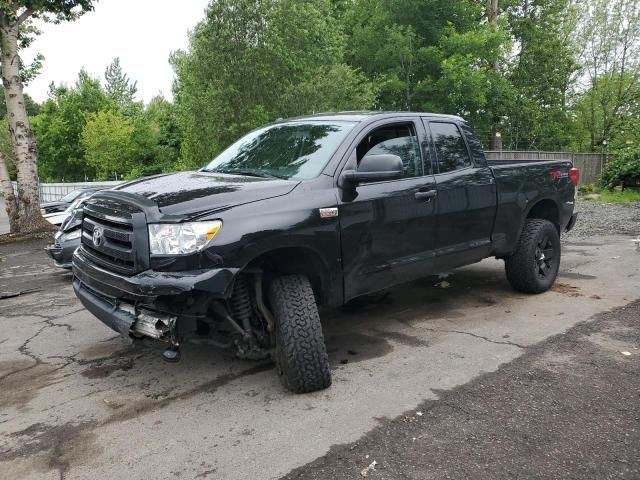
[{"xmin": 204, "ymin": 168, "xmax": 286, "ymax": 180}]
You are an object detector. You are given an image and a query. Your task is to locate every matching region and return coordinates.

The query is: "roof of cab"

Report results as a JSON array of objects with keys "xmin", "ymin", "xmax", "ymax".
[{"xmin": 282, "ymin": 111, "xmax": 465, "ymax": 123}]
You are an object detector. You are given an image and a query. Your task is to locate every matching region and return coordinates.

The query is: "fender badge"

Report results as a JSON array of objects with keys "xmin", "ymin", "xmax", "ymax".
[{"xmin": 319, "ymin": 207, "xmax": 339, "ymax": 218}]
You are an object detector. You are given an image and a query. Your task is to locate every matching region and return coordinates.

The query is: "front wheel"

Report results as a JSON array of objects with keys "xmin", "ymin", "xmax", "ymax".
[
  {"xmin": 505, "ymin": 219, "xmax": 561, "ymax": 294},
  {"xmin": 268, "ymin": 274, "xmax": 331, "ymax": 393}
]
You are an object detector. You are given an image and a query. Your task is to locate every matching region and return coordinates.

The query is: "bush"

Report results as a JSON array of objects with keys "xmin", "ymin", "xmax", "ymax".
[
  {"xmin": 578, "ymin": 183, "xmax": 597, "ymax": 194},
  {"xmin": 600, "ymin": 146, "xmax": 640, "ymax": 190}
]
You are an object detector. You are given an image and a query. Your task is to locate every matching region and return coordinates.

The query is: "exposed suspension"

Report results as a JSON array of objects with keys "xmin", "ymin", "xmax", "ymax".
[
  {"xmin": 231, "ymin": 276, "xmax": 252, "ymax": 330},
  {"xmin": 229, "ymin": 275, "xmax": 270, "ymax": 360}
]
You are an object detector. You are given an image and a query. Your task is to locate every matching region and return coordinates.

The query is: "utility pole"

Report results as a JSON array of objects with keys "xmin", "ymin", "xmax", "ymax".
[{"xmin": 487, "ymin": 0, "xmax": 502, "ymax": 150}]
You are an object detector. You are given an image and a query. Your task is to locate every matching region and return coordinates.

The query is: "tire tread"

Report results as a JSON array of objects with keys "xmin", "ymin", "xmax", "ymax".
[{"xmin": 268, "ymin": 274, "xmax": 331, "ymax": 393}]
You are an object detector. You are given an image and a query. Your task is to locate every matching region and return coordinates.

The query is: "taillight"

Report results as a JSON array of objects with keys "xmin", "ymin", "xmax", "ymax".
[{"xmin": 568, "ymin": 167, "xmax": 579, "ymax": 186}]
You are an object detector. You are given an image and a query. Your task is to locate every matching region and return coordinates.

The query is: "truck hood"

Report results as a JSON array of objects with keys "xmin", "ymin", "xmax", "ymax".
[{"xmin": 113, "ymin": 171, "xmax": 299, "ymax": 217}]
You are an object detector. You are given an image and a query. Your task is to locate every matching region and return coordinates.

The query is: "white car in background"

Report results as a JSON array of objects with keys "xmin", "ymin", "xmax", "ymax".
[{"xmin": 43, "ymin": 190, "xmax": 102, "ymax": 225}]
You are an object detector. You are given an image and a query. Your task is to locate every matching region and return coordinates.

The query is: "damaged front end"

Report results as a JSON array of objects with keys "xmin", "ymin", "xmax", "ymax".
[
  {"xmin": 71, "ymin": 190, "xmax": 276, "ymax": 362},
  {"xmin": 72, "ymin": 262, "xmax": 275, "ymax": 363}
]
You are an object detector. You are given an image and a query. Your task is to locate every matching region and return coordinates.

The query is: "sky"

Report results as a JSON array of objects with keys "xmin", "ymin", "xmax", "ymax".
[{"xmin": 22, "ymin": 0, "xmax": 211, "ymax": 104}]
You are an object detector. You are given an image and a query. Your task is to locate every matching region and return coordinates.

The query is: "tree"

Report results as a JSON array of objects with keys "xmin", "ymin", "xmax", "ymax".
[
  {"xmin": 173, "ymin": 0, "xmax": 375, "ymax": 169},
  {"xmin": 574, "ymin": 0, "xmax": 640, "ymax": 150},
  {"xmin": 505, "ymin": 0, "xmax": 580, "ymax": 150},
  {"xmin": 81, "ymin": 109, "xmax": 135, "ymax": 180},
  {"xmin": 279, "ymin": 64, "xmax": 377, "ymax": 116},
  {"xmin": 32, "ymin": 70, "xmax": 109, "ymax": 181},
  {"xmin": 104, "ymin": 57, "xmax": 138, "ymax": 109},
  {"xmin": 139, "ymin": 95, "xmax": 181, "ymax": 175},
  {"xmin": 600, "ymin": 142, "xmax": 640, "ymax": 190},
  {"xmin": 342, "ymin": 0, "xmax": 482, "ymax": 111},
  {"xmin": 0, "ymin": 0, "xmax": 95, "ymax": 233}
]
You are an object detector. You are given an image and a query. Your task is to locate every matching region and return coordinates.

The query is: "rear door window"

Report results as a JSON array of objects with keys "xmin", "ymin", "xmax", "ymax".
[{"xmin": 430, "ymin": 122, "xmax": 472, "ymax": 174}]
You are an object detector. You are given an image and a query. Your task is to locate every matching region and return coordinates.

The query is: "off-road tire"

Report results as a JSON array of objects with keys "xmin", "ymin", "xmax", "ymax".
[
  {"xmin": 505, "ymin": 219, "xmax": 561, "ymax": 294},
  {"xmin": 268, "ymin": 274, "xmax": 331, "ymax": 393}
]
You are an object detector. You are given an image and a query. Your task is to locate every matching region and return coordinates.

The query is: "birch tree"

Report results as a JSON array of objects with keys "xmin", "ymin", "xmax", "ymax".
[
  {"xmin": 576, "ymin": 0, "xmax": 640, "ymax": 149},
  {"xmin": 0, "ymin": 0, "xmax": 94, "ymax": 233}
]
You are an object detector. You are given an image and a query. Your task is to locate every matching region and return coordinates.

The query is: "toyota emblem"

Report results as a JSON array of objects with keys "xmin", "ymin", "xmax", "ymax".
[{"xmin": 92, "ymin": 226, "xmax": 104, "ymax": 247}]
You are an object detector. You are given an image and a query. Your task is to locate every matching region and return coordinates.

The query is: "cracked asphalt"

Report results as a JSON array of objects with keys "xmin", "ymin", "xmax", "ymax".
[{"xmin": 0, "ymin": 234, "xmax": 639, "ymax": 479}]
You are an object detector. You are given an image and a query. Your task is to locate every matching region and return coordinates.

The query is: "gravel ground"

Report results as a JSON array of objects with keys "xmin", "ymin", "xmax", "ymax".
[
  {"xmin": 283, "ymin": 301, "xmax": 640, "ymax": 480},
  {"xmin": 567, "ymin": 200, "xmax": 640, "ymax": 238}
]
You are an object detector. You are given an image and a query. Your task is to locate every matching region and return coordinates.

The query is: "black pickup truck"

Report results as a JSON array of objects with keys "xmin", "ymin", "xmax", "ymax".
[{"xmin": 72, "ymin": 112, "xmax": 578, "ymax": 393}]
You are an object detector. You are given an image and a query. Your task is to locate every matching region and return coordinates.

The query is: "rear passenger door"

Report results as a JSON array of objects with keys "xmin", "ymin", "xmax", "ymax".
[{"xmin": 423, "ymin": 120, "xmax": 497, "ymax": 270}]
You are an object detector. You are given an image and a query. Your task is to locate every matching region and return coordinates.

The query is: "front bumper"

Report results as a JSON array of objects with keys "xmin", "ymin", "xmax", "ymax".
[
  {"xmin": 73, "ymin": 248, "xmax": 238, "ymax": 301},
  {"xmin": 73, "ymin": 279, "xmax": 137, "ymax": 336},
  {"xmin": 72, "ymin": 248, "xmax": 239, "ymax": 336},
  {"xmin": 45, "ymin": 238, "xmax": 80, "ymax": 269}
]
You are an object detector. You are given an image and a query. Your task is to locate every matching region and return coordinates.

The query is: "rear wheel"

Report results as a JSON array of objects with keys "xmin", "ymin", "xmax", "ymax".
[
  {"xmin": 268, "ymin": 274, "xmax": 331, "ymax": 393},
  {"xmin": 505, "ymin": 219, "xmax": 561, "ymax": 294}
]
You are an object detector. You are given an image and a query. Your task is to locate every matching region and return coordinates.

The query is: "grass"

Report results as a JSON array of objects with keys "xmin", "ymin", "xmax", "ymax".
[{"xmin": 578, "ymin": 184, "xmax": 640, "ymax": 203}]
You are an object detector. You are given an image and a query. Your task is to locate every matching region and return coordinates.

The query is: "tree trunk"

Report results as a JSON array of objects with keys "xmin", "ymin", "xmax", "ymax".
[
  {"xmin": 0, "ymin": 149, "xmax": 18, "ymax": 232},
  {"xmin": 0, "ymin": 24, "xmax": 49, "ymax": 233}
]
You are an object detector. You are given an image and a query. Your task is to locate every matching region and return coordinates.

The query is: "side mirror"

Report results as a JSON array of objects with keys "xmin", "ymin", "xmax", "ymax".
[{"xmin": 340, "ymin": 154, "xmax": 403, "ymax": 186}]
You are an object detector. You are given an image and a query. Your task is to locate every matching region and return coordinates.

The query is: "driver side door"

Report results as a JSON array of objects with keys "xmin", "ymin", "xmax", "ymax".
[{"xmin": 338, "ymin": 119, "xmax": 438, "ymax": 301}]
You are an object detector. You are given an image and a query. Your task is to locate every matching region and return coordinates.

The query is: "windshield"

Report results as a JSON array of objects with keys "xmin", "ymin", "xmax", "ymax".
[
  {"xmin": 59, "ymin": 190, "xmax": 84, "ymax": 203},
  {"xmin": 201, "ymin": 121, "xmax": 356, "ymax": 180}
]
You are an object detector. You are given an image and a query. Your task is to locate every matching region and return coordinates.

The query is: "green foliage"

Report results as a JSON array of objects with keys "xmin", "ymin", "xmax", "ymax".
[
  {"xmin": 573, "ymin": 0, "xmax": 640, "ymax": 151},
  {"xmin": 104, "ymin": 57, "xmax": 138, "ymax": 109},
  {"xmin": 172, "ymin": 0, "xmax": 376, "ymax": 168},
  {"xmin": 32, "ymin": 70, "xmax": 110, "ymax": 181},
  {"xmin": 597, "ymin": 189, "xmax": 640, "ymax": 203},
  {"xmin": 31, "ymin": 66, "xmax": 180, "ymax": 181},
  {"xmin": 429, "ymin": 24, "xmax": 515, "ymax": 141},
  {"xmin": 600, "ymin": 144, "xmax": 640, "ymax": 190},
  {"xmin": 137, "ymin": 96, "xmax": 181, "ymax": 176},
  {"xmin": 279, "ymin": 64, "xmax": 377, "ymax": 116},
  {"xmin": 14, "ymin": 0, "xmax": 640, "ymax": 185},
  {"xmin": 0, "ymin": 1, "xmax": 95, "ymax": 23},
  {"xmin": 81, "ymin": 110, "xmax": 135, "ymax": 180},
  {"xmin": 505, "ymin": 0, "xmax": 580, "ymax": 150},
  {"xmin": 577, "ymin": 183, "xmax": 597, "ymax": 194},
  {"xmin": 0, "ymin": 86, "xmax": 40, "ymax": 117},
  {"xmin": 578, "ymin": 183, "xmax": 640, "ymax": 203},
  {"xmin": 573, "ymin": 74, "xmax": 640, "ymax": 152}
]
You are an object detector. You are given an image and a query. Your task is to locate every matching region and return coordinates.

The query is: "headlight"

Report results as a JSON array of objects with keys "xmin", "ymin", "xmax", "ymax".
[
  {"xmin": 63, "ymin": 229, "xmax": 82, "ymax": 241},
  {"xmin": 148, "ymin": 221, "xmax": 222, "ymax": 255}
]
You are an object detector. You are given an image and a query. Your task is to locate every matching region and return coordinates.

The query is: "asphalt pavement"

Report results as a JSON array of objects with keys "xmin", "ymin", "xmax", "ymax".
[
  {"xmin": 285, "ymin": 301, "xmax": 640, "ymax": 480},
  {"xmin": 0, "ymin": 235, "xmax": 639, "ymax": 479}
]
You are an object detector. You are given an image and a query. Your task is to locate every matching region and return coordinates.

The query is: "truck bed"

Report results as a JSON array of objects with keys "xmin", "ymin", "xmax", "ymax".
[{"xmin": 487, "ymin": 158, "xmax": 576, "ymax": 257}]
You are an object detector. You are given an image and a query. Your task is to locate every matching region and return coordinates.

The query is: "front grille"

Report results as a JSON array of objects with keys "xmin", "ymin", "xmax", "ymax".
[{"xmin": 81, "ymin": 203, "xmax": 141, "ymax": 276}]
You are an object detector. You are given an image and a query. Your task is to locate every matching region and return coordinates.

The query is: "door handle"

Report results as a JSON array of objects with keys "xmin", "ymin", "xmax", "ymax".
[{"xmin": 415, "ymin": 190, "xmax": 437, "ymax": 201}]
